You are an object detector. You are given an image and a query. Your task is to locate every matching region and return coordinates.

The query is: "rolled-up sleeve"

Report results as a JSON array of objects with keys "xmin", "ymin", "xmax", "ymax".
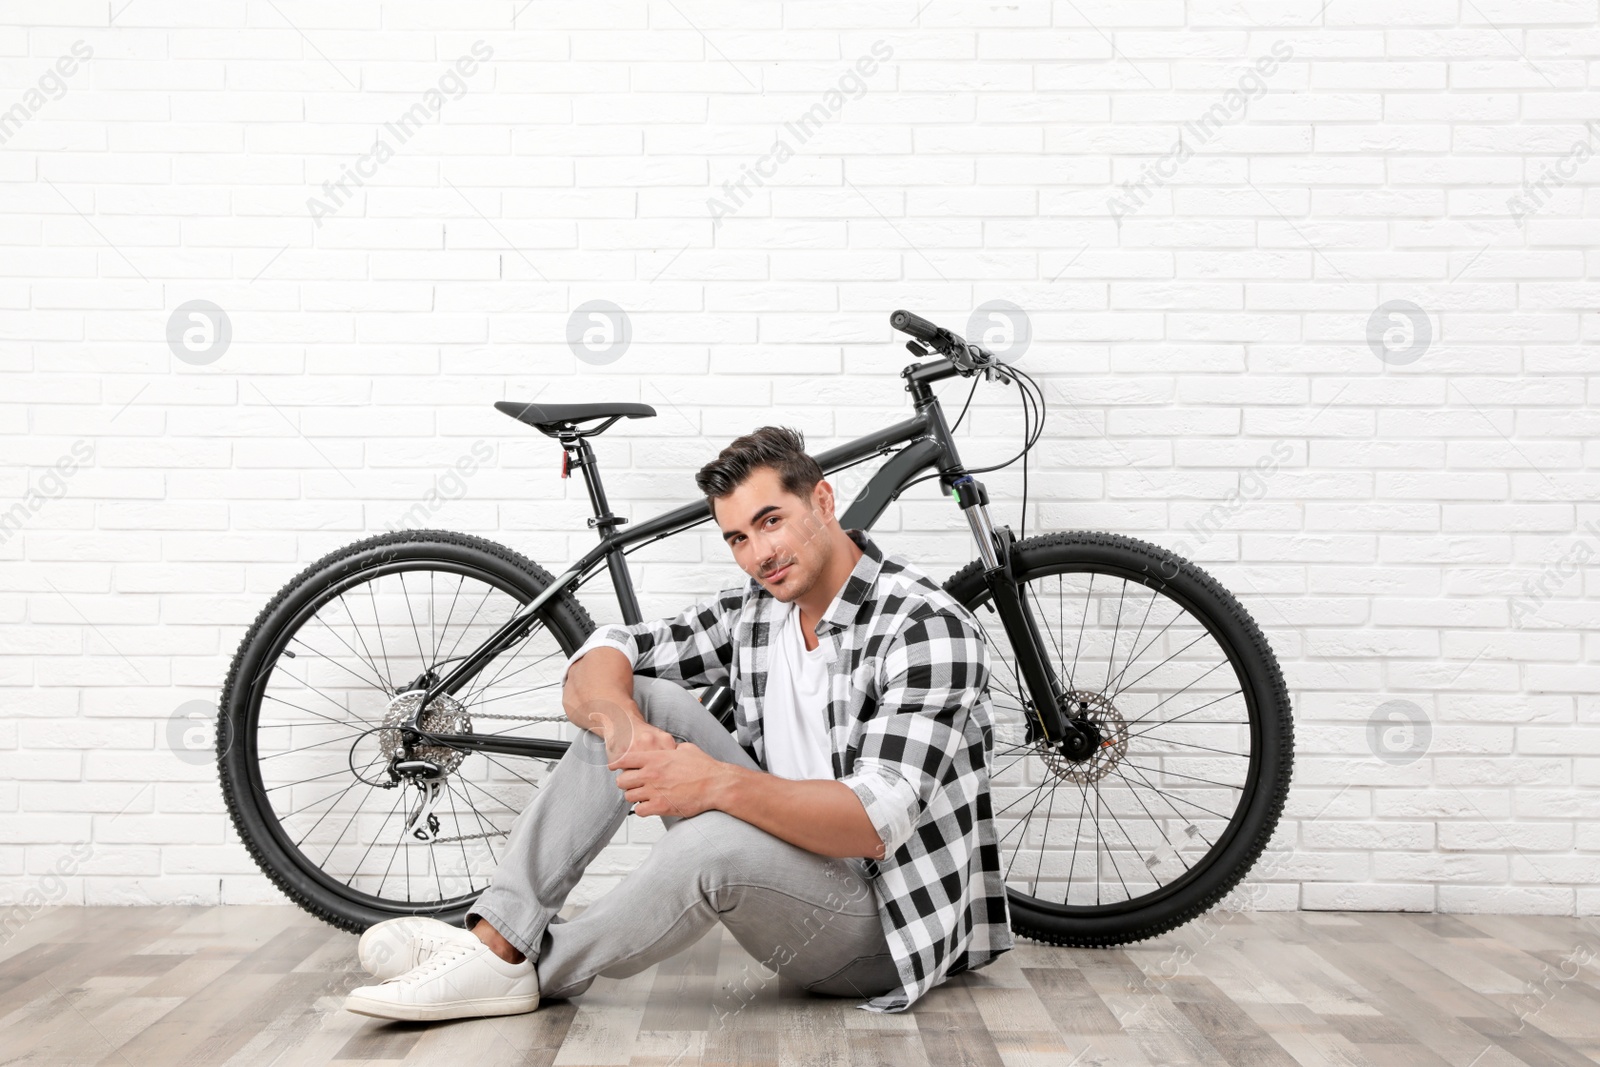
[
  {"xmin": 560, "ymin": 585, "xmax": 745, "ymax": 690},
  {"xmin": 559, "ymin": 626, "xmax": 637, "ymax": 687},
  {"xmin": 839, "ymin": 610, "xmax": 990, "ymax": 860}
]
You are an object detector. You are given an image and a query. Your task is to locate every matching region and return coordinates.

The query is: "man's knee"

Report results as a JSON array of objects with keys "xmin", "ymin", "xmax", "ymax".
[
  {"xmin": 652, "ymin": 810, "xmax": 755, "ymax": 897},
  {"xmin": 631, "ymin": 675, "xmax": 702, "ymax": 736}
]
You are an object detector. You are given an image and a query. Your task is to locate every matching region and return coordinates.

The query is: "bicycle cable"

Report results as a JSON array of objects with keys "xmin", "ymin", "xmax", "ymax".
[
  {"xmin": 949, "ymin": 372, "xmax": 982, "ymax": 434},
  {"xmin": 893, "ymin": 356, "xmax": 1047, "ymax": 534},
  {"xmin": 1012, "ymin": 361, "xmax": 1046, "ymax": 538}
]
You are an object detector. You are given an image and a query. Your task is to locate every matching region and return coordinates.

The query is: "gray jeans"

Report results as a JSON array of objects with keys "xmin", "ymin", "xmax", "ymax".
[{"xmin": 467, "ymin": 675, "xmax": 900, "ymax": 1004}]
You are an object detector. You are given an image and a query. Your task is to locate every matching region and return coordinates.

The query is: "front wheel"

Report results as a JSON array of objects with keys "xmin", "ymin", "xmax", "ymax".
[{"xmin": 944, "ymin": 530, "xmax": 1294, "ymax": 947}]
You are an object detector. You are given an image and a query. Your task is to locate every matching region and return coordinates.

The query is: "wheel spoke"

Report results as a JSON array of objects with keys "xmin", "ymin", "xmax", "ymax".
[
  {"xmin": 367, "ymin": 580, "xmax": 394, "ymax": 687},
  {"xmin": 399, "ymin": 572, "xmax": 430, "ymax": 669},
  {"xmin": 443, "ymin": 782, "xmax": 476, "ymax": 892},
  {"xmin": 1103, "ymin": 579, "xmax": 1127, "ymax": 693},
  {"xmin": 1069, "ymin": 572, "xmax": 1092, "ymax": 691},
  {"xmin": 461, "ymin": 650, "xmax": 564, "ymax": 707},
  {"xmin": 1120, "ymin": 688, "xmax": 1244, "ymax": 743},
  {"xmin": 339, "ymin": 592, "xmax": 392, "ymax": 693},
  {"xmin": 1031, "ymin": 781, "xmax": 1057, "ymax": 896},
  {"xmin": 1106, "ymin": 587, "xmax": 1157, "ymax": 699},
  {"xmin": 439, "ymin": 583, "xmax": 497, "ymax": 666},
  {"xmin": 1003, "ymin": 779, "xmax": 1054, "ymax": 879},
  {"xmin": 1119, "ymin": 760, "xmax": 1245, "ymax": 792},
  {"xmin": 310, "ymin": 610, "xmax": 390, "ymax": 694},
  {"xmin": 346, "ymin": 789, "xmax": 407, "ymax": 888},
  {"xmin": 262, "ymin": 692, "xmax": 369, "ymax": 733},
  {"xmin": 1112, "ymin": 630, "xmax": 1212, "ymax": 703},
  {"xmin": 285, "ymin": 778, "xmax": 363, "ymax": 830},
  {"xmin": 462, "ymin": 622, "xmax": 553, "ymax": 707},
  {"xmin": 1115, "ymin": 766, "xmax": 1189, "ymax": 884},
  {"xmin": 447, "ymin": 778, "xmax": 500, "ymax": 871},
  {"xmin": 289, "ymin": 633, "xmax": 391, "ymax": 697}
]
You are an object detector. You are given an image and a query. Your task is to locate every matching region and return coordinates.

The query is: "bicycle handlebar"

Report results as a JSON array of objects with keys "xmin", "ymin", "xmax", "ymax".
[
  {"xmin": 890, "ymin": 309, "xmax": 943, "ymax": 345},
  {"xmin": 889, "ymin": 309, "xmax": 1007, "ymax": 380}
]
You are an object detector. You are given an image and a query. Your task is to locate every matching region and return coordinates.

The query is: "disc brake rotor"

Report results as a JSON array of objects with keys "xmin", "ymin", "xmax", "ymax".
[
  {"xmin": 378, "ymin": 691, "xmax": 470, "ymax": 775},
  {"xmin": 1039, "ymin": 690, "xmax": 1129, "ymax": 785}
]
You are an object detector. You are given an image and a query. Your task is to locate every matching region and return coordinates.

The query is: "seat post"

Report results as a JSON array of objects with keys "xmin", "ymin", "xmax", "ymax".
[{"xmin": 561, "ymin": 434, "xmax": 643, "ymax": 624}]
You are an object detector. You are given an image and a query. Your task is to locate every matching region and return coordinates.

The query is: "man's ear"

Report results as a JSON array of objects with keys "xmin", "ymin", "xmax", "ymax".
[{"xmin": 813, "ymin": 479, "xmax": 836, "ymax": 523}]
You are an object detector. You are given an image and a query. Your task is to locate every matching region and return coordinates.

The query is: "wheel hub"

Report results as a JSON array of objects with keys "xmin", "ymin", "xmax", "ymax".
[
  {"xmin": 379, "ymin": 690, "xmax": 470, "ymax": 775},
  {"xmin": 1040, "ymin": 690, "xmax": 1128, "ymax": 785}
]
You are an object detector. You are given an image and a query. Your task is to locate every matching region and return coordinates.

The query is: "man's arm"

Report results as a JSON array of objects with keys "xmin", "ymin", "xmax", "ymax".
[
  {"xmin": 836, "ymin": 609, "xmax": 990, "ymax": 860},
  {"xmin": 559, "ymin": 584, "xmax": 745, "ymax": 741},
  {"xmin": 562, "ymin": 645, "xmax": 646, "ymax": 738},
  {"xmin": 565, "ymin": 586, "xmax": 744, "ymax": 696},
  {"xmin": 587, "ymin": 648, "xmax": 885, "ymax": 857},
  {"xmin": 712, "ymin": 767, "xmax": 886, "ymax": 860}
]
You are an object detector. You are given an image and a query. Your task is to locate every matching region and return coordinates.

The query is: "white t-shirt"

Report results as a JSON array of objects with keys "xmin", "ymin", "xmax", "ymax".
[{"xmin": 760, "ymin": 601, "xmax": 835, "ymax": 781}]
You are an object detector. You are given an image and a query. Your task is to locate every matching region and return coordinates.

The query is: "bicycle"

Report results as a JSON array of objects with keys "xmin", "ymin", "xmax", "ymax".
[{"xmin": 217, "ymin": 309, "xmax": 1295, "ymax": 949}]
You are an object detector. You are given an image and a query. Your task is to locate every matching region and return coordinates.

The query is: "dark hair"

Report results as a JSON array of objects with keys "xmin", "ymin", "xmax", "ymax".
[{"xmin": 695, "ymin": 425, "xmax": 825, "ymax": 519}]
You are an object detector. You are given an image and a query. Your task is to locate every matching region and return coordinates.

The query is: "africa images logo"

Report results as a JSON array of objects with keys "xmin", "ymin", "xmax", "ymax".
[
  {"xmin": 305, "ymin": 41, "xmax": 494, "ymax": 225},
  {"xmin": 706, "ymin": 40, "xmax": 895, "ymax": 227}
]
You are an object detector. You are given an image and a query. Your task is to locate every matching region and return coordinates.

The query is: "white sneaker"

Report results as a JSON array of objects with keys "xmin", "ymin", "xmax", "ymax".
[
  {"xmin": 357, "ymin": 916, "xmax": 478, "ymax": 982},
  {"xmin": 344, "ymin": 938, "xmax": 540, "ymax": 1022}
]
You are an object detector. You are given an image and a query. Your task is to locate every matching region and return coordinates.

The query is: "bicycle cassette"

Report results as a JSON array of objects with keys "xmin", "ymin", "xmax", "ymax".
[{"xmin": 379, "ymin": 691, "xmax": 471, "ymax": 776}]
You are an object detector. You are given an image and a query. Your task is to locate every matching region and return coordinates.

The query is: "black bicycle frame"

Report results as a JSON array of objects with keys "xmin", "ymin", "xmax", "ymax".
[{"xmin": 405, "ymin": 356, "xmax": 1083, "ymax": 761}]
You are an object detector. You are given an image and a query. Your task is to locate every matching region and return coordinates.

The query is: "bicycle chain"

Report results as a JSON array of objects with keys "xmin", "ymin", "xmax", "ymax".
[
  {"xmin": 463, "ymin": 713, "xmax": 568, "ymax": 723},
  {"xmin": 427, "ymin": 829, "xmax": 511, "ymax": 844}
]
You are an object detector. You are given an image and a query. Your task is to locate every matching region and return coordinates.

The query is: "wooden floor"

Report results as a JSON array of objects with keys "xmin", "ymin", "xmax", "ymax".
[{"xmin": 2, "ymin": 906, "xmax": 1598, "ymax": 1066}]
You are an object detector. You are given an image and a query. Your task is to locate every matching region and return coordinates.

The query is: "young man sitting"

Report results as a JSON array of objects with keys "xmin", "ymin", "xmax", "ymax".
[{"xmin": 344, "ymin": 425, "xmax": 1011, "ymax": 1021}]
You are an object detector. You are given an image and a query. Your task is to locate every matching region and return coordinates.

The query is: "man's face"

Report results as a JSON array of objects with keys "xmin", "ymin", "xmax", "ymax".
[{"xmin": 714, "ymin": 466, "xmax": 836, "ymax": 603}]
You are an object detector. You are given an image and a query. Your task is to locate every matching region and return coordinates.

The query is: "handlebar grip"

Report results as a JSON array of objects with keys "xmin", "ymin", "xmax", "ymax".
[{"xmin": 890, "ymin": 309, "xmax": 943, "ymax": 344}]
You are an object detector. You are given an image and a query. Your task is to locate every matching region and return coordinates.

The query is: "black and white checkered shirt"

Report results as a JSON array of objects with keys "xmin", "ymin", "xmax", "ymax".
[{"xmin": 568, "ymin": 527, "xmax": 1013, "ymax": 1013}]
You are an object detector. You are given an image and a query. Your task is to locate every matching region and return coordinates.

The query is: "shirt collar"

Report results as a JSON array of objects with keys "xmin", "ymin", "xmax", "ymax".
[{"xmin": 815, "ymin": 527, "xmax": 883, "ymax": 635}]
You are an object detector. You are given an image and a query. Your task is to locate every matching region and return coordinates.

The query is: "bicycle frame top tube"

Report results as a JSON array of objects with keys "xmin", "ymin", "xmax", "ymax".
[
  {"xmin": 420, "ymin": 356, "xmax": 973, "ymax": 706},
  {"xmin": 582, "ymin": 355, "xmax": 973, "ymax": 594}
]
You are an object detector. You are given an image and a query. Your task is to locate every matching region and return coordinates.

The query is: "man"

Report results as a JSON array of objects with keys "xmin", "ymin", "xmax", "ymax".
[{"xmin": 344, "ymin": 426, "xmax": 1011, "ymax": 1021}]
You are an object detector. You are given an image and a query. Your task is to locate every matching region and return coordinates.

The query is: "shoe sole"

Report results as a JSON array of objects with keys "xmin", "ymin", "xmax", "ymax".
[{"xmin": 344, "ymin": 992, "xmax": 541, "ymax": 1021}]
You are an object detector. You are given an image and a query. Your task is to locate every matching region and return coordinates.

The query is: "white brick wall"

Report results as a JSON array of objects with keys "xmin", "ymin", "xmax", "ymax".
[{"xmin": 2, "ymin": 1, "xmax": 1597, "ymax": 921}]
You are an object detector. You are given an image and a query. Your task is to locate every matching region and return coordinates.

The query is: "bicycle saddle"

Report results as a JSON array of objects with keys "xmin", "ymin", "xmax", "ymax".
[{"xmin": 494, "ymin": 400, "xmax": 656, "ymax": 437}]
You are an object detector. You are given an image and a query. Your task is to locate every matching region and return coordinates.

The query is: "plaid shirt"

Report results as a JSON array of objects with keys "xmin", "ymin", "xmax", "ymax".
[{"xmin": 566, "ymin": 527, "xmax": 1013, "ymax": 1013}]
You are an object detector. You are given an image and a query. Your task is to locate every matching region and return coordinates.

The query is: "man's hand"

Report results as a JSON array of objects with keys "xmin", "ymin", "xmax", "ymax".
[
  {"xmin": 610, "ymin": 742, "xmax": 729, "ymax": 820},
  {"xmin": 595, "ymin": 710, "xmax": 678, "ymax": 768}
]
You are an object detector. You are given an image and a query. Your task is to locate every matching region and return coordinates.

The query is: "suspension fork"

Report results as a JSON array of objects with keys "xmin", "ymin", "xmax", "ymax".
[{"xmin": 952, "ymin": 475, "xmax": 1098, "ymax": 761}]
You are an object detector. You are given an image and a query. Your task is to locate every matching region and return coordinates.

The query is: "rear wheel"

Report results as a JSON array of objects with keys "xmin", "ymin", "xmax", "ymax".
[
  {"xmin": 943, "ymin": 531, "xmax": 1294, "ymax": 947},
  {"xmin": 217, "ymin": 530, "xmax": 595, "ymax": 932}
]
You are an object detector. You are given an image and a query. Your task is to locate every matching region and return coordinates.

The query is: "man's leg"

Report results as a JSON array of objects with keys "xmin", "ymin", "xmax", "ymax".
[
  {"xmin": 467, "ymin": 676, "xmax": 899, "ymax": 1002},
  {"xmin": 534, "ymin": 803, "xmax": 896, "ymax": 1002},
  {"xmin": 466, "ymin": 674, "xmax": 754, "ymax": 960}
]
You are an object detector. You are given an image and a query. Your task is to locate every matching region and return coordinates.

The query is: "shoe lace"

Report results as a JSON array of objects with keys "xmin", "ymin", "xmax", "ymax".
[
  {"xmin": 409, "ymin": 931, "xmax": 464, "ymax": 969},
  {"xmin": 385, "ymin": 940, "xmax": 476, "ymax": 986}
]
